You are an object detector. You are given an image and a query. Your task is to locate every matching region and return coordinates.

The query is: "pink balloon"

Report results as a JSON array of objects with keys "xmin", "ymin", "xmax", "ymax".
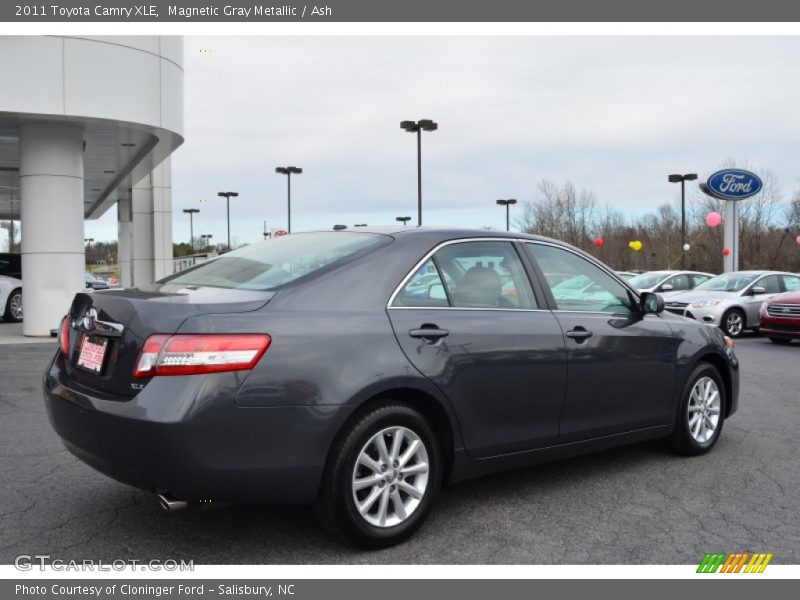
[
  {"xmin": 722, "ymin": 248, "xmax": 731, "ymax": 256},
  {"xmin": 706, "ymin": 212, "xmax": 722, "ymax": 228},
  {"xmin": 796, "ymin": 235, "xmax": 800, "ymax": 245}
]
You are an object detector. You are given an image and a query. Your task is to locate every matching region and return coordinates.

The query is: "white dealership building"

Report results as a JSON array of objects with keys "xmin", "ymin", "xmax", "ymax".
[{"xmin": 0, "ymin": 36, "xmax": 184, "ymax": 336}]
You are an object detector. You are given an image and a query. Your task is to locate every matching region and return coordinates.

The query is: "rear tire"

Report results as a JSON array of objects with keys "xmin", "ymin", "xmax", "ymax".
[
  {"xmin": 3, "ymin": 289, "xmax": 22, "ymax": 323},
  {"xmin": 315, "ymin": 402, "xmax": 441, "ymax": 548},
  {"xmin": 721, "ymin": 308, "xmax": 745, "ymax": 338},
  {"xmin": 769, "ymin": 337, "xmax": 792, "ymax": 345},
  {"xmin": 666, "ymin": 363, "xmax": 725, "ymax": 456}
]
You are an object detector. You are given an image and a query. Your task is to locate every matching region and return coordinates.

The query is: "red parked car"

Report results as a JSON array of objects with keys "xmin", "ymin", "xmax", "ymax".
[{"xmin": 759, "ymin": 290, "xmax": 800, "ymax": 344}]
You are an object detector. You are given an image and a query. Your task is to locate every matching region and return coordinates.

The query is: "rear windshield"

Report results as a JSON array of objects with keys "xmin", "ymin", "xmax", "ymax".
[{"xmin": 162, "ymin": 232, "xmax": 388, "ymax": 290}]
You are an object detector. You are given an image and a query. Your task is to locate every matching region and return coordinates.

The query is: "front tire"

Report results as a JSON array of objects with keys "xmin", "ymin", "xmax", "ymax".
[
  {"xmin": 315, "ymin": 402, "xmax": 441, "ymax": 548},
  {"xmin": 666, "ymin": 363, "xmax": 725, "ymax": 456},
  {"xmin": 3, "ymin": 289, "xmax": 22, "ymax": 323},
  {"xmin": 721, "ymin": 308, "xmax": 745, "ymax": 338}
]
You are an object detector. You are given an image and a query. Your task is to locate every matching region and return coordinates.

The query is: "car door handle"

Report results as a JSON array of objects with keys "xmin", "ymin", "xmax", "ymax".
[
  {"xmin": 409, "ymin": 325, "xmax": 450, "ymax": 341},
  {"xmin": 565, "ymin": 327, "xmax": 593, "ymax": 342}
]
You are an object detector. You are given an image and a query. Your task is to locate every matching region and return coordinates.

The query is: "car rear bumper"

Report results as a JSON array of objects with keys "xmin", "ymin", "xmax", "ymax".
[{"xmin": 43, "ymin": 355, "xmax": 352, "ymax": 505}]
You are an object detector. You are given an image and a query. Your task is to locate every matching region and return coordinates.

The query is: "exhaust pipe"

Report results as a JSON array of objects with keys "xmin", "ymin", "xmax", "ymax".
[{"xmin": 157, "ymin": 492, "xmax": 188, "ymax": 512}]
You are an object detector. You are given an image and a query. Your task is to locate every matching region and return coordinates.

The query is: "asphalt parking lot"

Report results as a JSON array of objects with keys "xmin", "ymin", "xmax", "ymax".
[{"xmin": 1, "ymin": 336, "xmax": 798, "ymax": 564}]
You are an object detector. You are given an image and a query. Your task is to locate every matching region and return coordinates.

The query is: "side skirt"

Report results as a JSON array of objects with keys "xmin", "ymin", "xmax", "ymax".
[{"xmin": 448, "ymin": 424, "xmax": 672, "ymax": 485}]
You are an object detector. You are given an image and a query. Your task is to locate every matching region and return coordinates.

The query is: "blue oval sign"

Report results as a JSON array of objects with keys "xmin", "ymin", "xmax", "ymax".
[{"xmin": 706, "ymin": 169, "xmax": 762, "ymax": 200}]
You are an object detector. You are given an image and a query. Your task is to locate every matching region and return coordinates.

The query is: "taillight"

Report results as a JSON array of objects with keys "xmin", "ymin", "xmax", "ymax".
[
  {"xmin": 58, "ymin": 316, "xmax": 69, "ymax": 356},
  {"xmin": 133, "ymin": 334, "xmax": 271, "ymax": 378}
]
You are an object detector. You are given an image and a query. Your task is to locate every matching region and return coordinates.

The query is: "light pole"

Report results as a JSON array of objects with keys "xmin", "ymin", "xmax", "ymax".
[
  {"xmin": 201, "ymin": 234, "xmax": 213, "ymax": 251},
  {"xmin": 354, "ymin": 223, "xmax": 368, "ymax": 228},
  {"xmin": 496, "ymin": 199, "xmax": 517, "ymax": 232},
  {"xmin": 275, "ymin": 166, "xmax": 302, "ymax": 233},
  {"xmin": 396, "ymin": 216, "xmax": 411, "ymax": 226},
  {"xmin": 668, "ymin": 173, "xmax": 697, "ymax": 269},
  {"xmin": 217, "ymin": 191, "xmax": 238, "ymax": 251},
  {"xmin": 400, "ymin": 119, "xmax": 438, "ymax": 226},
  {"xmin": 183, "ymin": 208, "xmax": 199, "ymax": 253},
  {"xmin": 84, "ymin": 238, "xmax": 94, "ymax": 265}
]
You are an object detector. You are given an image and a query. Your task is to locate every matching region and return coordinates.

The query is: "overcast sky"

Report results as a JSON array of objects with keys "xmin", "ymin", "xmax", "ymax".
[{"xmin": 86, "ymin": 36, "xmax": 800, "ymax": 244}]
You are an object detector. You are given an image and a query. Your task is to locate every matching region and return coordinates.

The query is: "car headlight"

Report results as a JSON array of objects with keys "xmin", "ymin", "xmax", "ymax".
[{"xmin": 690, "ymin": 299, "xmax": 723, "ymax": 309}]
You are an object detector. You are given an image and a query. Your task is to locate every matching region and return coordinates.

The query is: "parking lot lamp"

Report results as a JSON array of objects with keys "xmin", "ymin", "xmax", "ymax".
[
  {"xmin": 668, "ymin": 173, "xmax": 697, "ymax": 268},
  {"xmin": 182, "ymin": 208, "xmax": 199, "ymax": 253},
  {"xmin": 496, "ymin": 199, "xmax": 517, "ymax": 232},
  {"xmin": 217, "ymin": 192, "xmax": 238, "ymax": 251},
  {"xmin": 400, "ymin": 119, "xmax": 438, "ymax": 226},
  {"xmin": 396, "ymin": 216, "xmax": 411, "ymax": 226},
  {"xmin": 275, "ymin": 166, "xmax": 303, "ymax": 233}
]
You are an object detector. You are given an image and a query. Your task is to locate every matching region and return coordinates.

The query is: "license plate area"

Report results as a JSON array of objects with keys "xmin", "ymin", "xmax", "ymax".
[{"xmin": 76, "ymin": 335, "xmax": 108, "ymax": 374}]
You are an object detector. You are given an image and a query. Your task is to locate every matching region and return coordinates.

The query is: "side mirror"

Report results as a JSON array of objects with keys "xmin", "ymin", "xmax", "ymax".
[
  {"xmin": 751, "ymin": 286, "xmax": 766, "ymax": 295},
  {"xmin": 660, "ymin": 284, "xmax": 674, "ymax": 292},
  {"xmin": 640, "ymin": 291, "xmax": 665, "ymax": 314}
]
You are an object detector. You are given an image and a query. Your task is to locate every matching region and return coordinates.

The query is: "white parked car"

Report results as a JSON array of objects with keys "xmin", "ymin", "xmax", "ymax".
[
  {"xmin": 627, "ymin": 270, "xmax": 714, "ymax": 299},
  {"xmin": 0, "ymin": 274, "xmax": 22, "ymax": 322}
]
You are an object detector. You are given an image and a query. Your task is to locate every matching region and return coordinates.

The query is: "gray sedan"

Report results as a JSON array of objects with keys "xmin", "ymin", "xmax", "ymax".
[
  {"xmin": 44, "ymin": 228, "xmax": 740, "ymax": 548},
  {"xmin": 664, "ymin": 270, "xmax": 800, "ymax": 337}
]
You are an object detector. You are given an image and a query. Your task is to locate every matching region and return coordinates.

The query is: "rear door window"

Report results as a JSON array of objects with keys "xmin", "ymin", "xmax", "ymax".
[
  {"xmin": 433, "ymin": 242, "xmax": 537, "ymax": 309},
  {"xmin": 392, "ymin": 259, "xmax": 448, "ymax": 307},
  {"xmin": 391, "ymin": 241, "xmax": 537, "ymax": 309},
  {"xmin": 782, "ymin": 275, "xmax": 800, "ymax": 292}
]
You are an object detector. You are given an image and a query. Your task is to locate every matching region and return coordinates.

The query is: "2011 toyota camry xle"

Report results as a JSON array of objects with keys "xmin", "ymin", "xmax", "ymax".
[{"xmin": 44, "ymin": 228, "xmax": 739, "ymax": 548}]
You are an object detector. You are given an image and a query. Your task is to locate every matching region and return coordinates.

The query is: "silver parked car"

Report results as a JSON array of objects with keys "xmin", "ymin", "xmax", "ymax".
[
  {"xmin": 664, "ymin": 270, "xmax": 800, "ymax": 337},
  {"xmin": 627, "ymin": 270, "xmax": 714, "ymax": 299}
]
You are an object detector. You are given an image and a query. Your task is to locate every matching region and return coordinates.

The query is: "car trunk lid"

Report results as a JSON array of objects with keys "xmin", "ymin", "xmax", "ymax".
[{"xmin": 63, "ymin": 284, "xmax": 274, "ymax": 398}]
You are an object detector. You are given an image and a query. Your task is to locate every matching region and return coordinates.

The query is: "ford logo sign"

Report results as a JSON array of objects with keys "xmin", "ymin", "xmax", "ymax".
[{"xmin": 706, "ymin": 169, "xmax": 762, "ymax": 201}]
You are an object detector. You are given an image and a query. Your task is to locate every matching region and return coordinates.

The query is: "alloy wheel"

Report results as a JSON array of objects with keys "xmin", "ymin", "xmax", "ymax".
[
  {"xmin": 725, "ymin": 312, "xmax": 743, "ymax": 336},
  {"xmin": 351, "ymin": 426, "xmax": 430, "ymax": 528},
  {"xmin": 9, "ymin": 292, "xmax": 22, "ymax": 320},
  {"xmin": 687, "ymin": 376, "xmax": 721, "ymax": 443}
]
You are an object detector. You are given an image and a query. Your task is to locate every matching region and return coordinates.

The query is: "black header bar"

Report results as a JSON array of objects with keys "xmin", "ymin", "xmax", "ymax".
[{"xmin": 3, "ymin": 0, "xmax": 800, "ymax": 23}]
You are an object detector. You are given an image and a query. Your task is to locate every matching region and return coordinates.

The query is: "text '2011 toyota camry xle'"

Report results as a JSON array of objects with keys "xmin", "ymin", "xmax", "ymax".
[{"xmin": 44, "ymin": 228, "xmax": 739, "ymax": 547}]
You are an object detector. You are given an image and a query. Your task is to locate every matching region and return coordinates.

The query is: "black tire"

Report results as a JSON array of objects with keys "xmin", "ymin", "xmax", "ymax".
[
  {"xmin": 315, "ymin": 402, "xmax": 442, "ymax": 548},
  {"xmin": 721, "ymin": 308, "xmax": 746, "ymax": 338},
  {"xmin": 769, "ymin": 337, "xmax": 792, "ymax": 345},
  {"xmin": 666, "ymin": 362, "xmax": 726, "ymax": 456},
  {"xmin": 3, "ymin": 288, "xmax": 22, "ymax": 323}
]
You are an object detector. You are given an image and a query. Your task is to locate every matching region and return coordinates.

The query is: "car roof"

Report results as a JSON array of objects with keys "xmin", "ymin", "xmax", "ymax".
[{"xmin": 315, "ymin": 226, "xmax": 565, "ymax": 243}]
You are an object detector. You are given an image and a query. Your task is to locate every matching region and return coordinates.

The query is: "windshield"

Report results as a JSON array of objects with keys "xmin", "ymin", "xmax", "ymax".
[
  {"xmin": 628, "ymin": 272, "xmax": 670, "ymax": 289},
  {"xmin": 695, "ymin": 273, "xmax": 759, "ymax": 292},
  {"xmin": 162, "ymin": 232, "xmax": 388, "ymax": 290}
]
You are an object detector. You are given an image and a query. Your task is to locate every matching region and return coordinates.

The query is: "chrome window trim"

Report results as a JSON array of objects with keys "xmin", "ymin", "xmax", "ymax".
[{"xmin": 386, "ymin": 237, "xmax": 540, "ymax": 309}]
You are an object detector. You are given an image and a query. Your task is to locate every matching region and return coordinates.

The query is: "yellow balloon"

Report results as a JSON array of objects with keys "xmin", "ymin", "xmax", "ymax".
[{"xmin": 629, "ymin": 240, "xmax": 642, "ymax": 251}]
